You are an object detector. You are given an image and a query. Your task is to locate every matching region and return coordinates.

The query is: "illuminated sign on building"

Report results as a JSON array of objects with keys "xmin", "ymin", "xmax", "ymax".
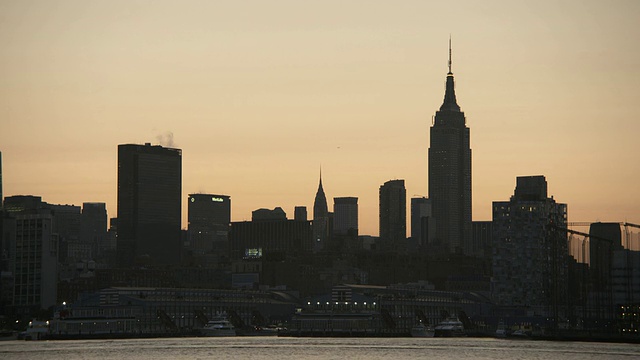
[
  {"xmin": 211, "ymin": 197, "xmax": 225, "ymax": 202},
  {"xmin": 245, "ymin": 248, "xmax": 262, "ymax": 258}
]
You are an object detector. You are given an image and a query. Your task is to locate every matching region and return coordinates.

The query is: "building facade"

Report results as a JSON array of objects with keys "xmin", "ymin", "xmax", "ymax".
[
  {"xmin": 428, "ymin": 42, "xmax": 472, "ymax": 255},
  {"xmin": 229, "ymin": 219, "xmax": 313, "ymax": 260},
  {"xmin": 379, "ymin": 180, "xmax": 406, "ymax": 251},
  {"xmin": 187, "ymin": 194, "xmax": 230, "ymax": 256},
  {"xmin": 410, "ymin": 197, "xmax": 435, "ymax": 250},
  {"xmin": 294, "ymin": 206, "xmax": 307, "ymax": 221},
  {"xmin": 12, "ymin": 211, "xmax": 59, "ymax": 312},
  {"xmin": 117, "ymin": 143, "xmax": 182, "ymax": 267},
  {"xmin": 80, "ymin": 202, "xmax": 108, "ymax": 261},
  {"xmin": 492, "ymin": 176, "xmax": 568, "ymax": 317},
  {"xmin": 333, "ymin": 197, "xmax": 358, "ymax": 236}
]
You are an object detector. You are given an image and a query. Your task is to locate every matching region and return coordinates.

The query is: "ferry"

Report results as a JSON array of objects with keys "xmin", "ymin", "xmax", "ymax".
[{"xmin": 199, "ymin": 317, "xmax": 236, "ymax": 337}]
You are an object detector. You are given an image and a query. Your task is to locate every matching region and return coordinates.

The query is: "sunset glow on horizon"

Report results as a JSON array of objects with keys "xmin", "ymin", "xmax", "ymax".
[{"xmin": 1, "ymin": 0, "xmax": 639, "ymax": 236}]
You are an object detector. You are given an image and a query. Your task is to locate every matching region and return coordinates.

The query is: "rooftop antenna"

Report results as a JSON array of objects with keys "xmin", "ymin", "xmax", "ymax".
[{"xmin": 448, "ymin": 35, "xmax": 452, "ymax": 74}]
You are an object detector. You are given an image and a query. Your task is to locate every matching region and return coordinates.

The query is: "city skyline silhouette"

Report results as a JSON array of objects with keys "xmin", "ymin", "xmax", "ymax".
[{"xmin": 1, "ymin": 1, "xmax": 639, "ymax": 236}]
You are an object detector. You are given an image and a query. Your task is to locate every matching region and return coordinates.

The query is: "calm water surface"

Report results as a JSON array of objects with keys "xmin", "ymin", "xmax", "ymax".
[{"xmin": 2, "ymin": 337, "xmax": 639, "ymax": 359}]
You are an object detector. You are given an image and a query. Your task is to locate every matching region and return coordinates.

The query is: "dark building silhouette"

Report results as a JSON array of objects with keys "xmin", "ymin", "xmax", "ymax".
[
  {"xmin": 428, "ymin": 40, "xmax": 472, "ymax": 255},
  {"xmin": 229, "ymin": 219, "xmax": 313, "ymax": 260},
  {"xmin": 117, "ymin": 143, "xmax": 182, "ymax": 267},
  {"xmin": 187, "ymin": 194, "xmax": 230, "ymax": 257},
  {"xmin": 588, "ymin": 222, "xmax": 623, "ymax": 321},
  {"xmin": 492, "ymin": 175, "xmax": 568, "ymax": 317},
  {"xmin": 49, "ymin": 204, "xmax": 81, "ymax": 264},
  {"xmin": 3, "ymin": 195, "xmax": 45, "ymax": 214},
  {"xmin": 471, "ymin": 221, "xmax": 492, "ymax": 260},
  {"xmin": 333, "ymin": 197, "xmax": 358, "ymax": 236},
  {"xmin": 80, "ymin": 202, "xmax": 108, "ymax": 260},
  {"xmin": 410, "ymin": 197, "xmax": 435, "ymax": 250},
  {"xmin": 2, "ymin": 196, "xmax": 58, "ymax": 312},
  {"xmin": 252, "ymin": 207, "xmax": 287, "ymax": 221},
  {"xmin": 312, "ymin": 170, "xmax": 329, "ymax": 252},
  {"xmin": 294, "ymin": 206, "xmax": 307, "ymax": 221},
  {"xmin": 589, "ymin": 222, "xmax": 622, "ymax": 273},
  {"xmin": 379, "ymin": 179, "xmax": 406, "ymax": 250},
  {"xmin": 13, "ymin": 212, "xmax": 58, "ymax": 312}
]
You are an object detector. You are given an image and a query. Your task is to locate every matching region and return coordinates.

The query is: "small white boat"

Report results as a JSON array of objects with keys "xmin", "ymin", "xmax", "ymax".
[
  {"xmin": 510, "ymin": 329, "xmax": 529, "ymax": 338},
  {"xmin": 411, "ymin": 323, "xmax": 435, "ymax": 337},
  {"xmin": 200, "ymin": 317, "xmax": 236, "ymax": 337},
  {"xmin": 434, "ymin": 317, "xmax": 465, "ymax": 337}
]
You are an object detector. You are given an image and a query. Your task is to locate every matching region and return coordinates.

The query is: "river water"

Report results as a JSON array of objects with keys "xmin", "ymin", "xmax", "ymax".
[{"xmin": 2, "ymin": 337, "xmax": 639, "ymax": 359}]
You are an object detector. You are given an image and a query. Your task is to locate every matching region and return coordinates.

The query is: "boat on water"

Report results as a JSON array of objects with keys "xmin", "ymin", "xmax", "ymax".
[
  {"xmin": 411, "ymin": 323, "xmax": 435, "ymax": 338},
  {"xmin": 434, "ymin": 317, "xmax": 465, "ymax": 337},
  {"xmin": 199, "ymin": 317, "xmax": 236, "ymax": 337},
  {"xmin": 495, "ymin": 321, "xmax": 507, "ymax": 338},
  {"xmin": 18, "ymin": 319, "xmax": 50, "ymax": 340},
  {"xmin": 237, "ymin": 325, "xmax": 284, "ymax": 336},
  {"xmin": 510, "ymin": 329, "xmax": 530, "ymax": 338}
]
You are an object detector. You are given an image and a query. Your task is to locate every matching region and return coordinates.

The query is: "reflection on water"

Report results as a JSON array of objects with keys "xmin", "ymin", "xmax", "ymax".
[{"xmin": 1, "ymin": 337, "xmax": 639, "ymax": 360}]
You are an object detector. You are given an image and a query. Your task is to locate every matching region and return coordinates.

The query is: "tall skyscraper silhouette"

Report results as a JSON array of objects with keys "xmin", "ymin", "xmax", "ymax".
[
  {"xmin": 117, "ymin": 143, "xmax": 182, "ymax": 266},
  {"xmin": 379, "ymin": 179, "xmax": 406, "ymax": 250},
  {"xmin": 312, "ymin": 169, "xmax": 329, "ymax": 252},
  {"xmin": 428, "ymin": 39, "xmax": 472, "ymax": 255}
]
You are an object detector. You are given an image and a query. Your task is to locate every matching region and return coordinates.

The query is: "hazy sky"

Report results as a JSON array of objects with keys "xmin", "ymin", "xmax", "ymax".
[{"xmin": 1, "ymin": 0, "xmax": 639, "ymax": 236}]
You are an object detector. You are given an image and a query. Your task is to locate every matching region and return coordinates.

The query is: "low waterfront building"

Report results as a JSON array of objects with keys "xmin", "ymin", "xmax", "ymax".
[
  {"xmin": 288, "ymin": 284, "xmax": 493, "ymax": 337},
  {"xmin": 50, "ymin": 287, "xmax": 300, "ymax": 337}
]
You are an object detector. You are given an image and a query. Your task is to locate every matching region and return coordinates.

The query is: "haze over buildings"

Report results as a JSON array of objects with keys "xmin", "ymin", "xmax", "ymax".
[{"xmin": 1, "ymin": 1, "xmax": 638, "ymax": 236}]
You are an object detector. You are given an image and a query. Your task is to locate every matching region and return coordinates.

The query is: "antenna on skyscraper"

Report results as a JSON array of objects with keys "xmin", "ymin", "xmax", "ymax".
[{"xmin": 448, "ymin": 34, "xmax": 452, "ymax": 74}]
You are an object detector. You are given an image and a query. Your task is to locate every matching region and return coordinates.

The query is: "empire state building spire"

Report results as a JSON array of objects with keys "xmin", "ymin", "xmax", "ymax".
[
  {"xmin": 440, "ymin": 36, "xmax": 461, "ymax": 113},
  {"xmin": 428, "ymin": 38, "xmax": 472, "ymax": 256}
]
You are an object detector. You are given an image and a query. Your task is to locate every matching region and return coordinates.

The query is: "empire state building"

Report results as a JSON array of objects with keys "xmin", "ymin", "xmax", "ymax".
[{"xmin": 428, "ymin": 40, "xmax": 472, "ymax": 255}]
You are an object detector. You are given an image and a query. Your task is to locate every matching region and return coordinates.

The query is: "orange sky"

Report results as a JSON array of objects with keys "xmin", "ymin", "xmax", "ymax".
[{"xmin": 1, "ymin": 0, "xmax": 639, "ymax": 236}]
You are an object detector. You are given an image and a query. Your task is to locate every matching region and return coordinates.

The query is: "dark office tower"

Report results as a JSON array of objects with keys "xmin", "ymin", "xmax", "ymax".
[
  {"xmin": 187, "ymin": 194, "xmax": 231, "ymax": 256},
  {"xmin": 410, "ymin": 197, "xmax": 435, "ymax": 250},
  {"xmin": 313, "ymin": 170, "xmax": 329, "ymax": 252},
  {"xmin": 379, "ymin": 180, "xmax": 406, "ymax": 251},
  {"xmin": 117, "ymin": 143, "xmax": 182, "ymax": 267},
  {"xmin": 492, "ymin": 175, "xmax": 568, "ymax": 316},
  {"xmin": 80, "ymin": 202, "xmax": 108, "ymax": 259},
  {"xmin": 428, "ymin": 40, "xmax": 472, "ymax": 255},
  {"xmin": 294, "ymin": 206, "xmax": 307, "ymax": 221},
  {"xmin": 333, "ymin": 197, "xmax": 358, "ymax": 236},
  {"xmin": 472, "ymin": 221, "xmax": 492, "ymax": 260},
  {"xmin": 588, "ymin": 222, "xmax": 622, "ymax": 321},
  {"xmin": 48, "ymin": 204, "xmax": 81, "ymax": 264},
  {"xmin": 13, "ymin": 211, "xmax": 58, "ymax": 311}
]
